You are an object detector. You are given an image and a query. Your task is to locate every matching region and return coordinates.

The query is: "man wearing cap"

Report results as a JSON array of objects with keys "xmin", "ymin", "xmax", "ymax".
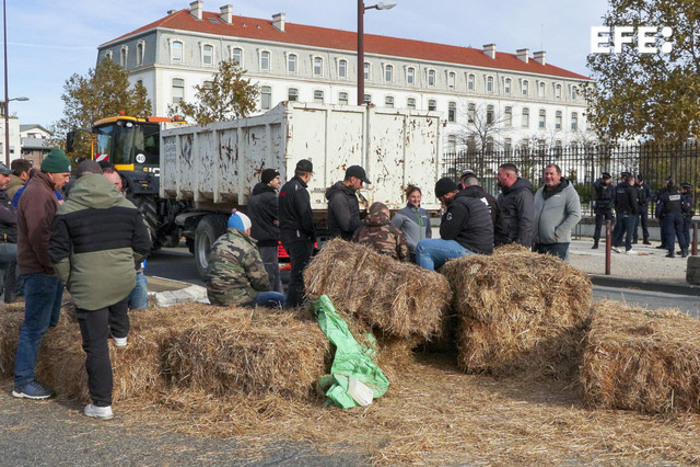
[
  {"xmin": 415, "ymin": 177, "xmax": 493, "ymax": 271},
  {"xmin": 0, "ymin": 162, "xmax": 17, "ymax": 302},
  {"xmin": 632, "ymin": 174, "xmax": 652, "ymax": 245},
  {"xmin": 326, "ymin": 165, "xmax": 370, "ymax": 240},
  {"xmin": 247, "ymin": 168, "xmax": 283, "ymax": 293},
  {"xmin": 48, "ymin": 160, "xmax": 151, "ymax": 420},
  {"xmin": 611, "ymin": 171, "xmax": 639, "ymax": 254},
  {"xmin": 206, "ymin": 210, "xmax": 286, "ymax": 308},
  {"xmin": 496, "ymin": 163, "xmax": 534, "ymax": 247},
  {"xmin": 279, "ymin": 159, "xmax": 315, "ymax": 308},
  {"xmin": 12, "ymin": 148, "xmax": 72, "ymax": 400},
  {"xmin": 591, "ymin": 171, "xmax": 614, "ymax": 249}
]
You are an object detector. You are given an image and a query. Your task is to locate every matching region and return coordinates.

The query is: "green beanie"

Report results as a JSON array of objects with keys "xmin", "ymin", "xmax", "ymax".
[{"xmin": 41, "ymin": 148, "xmax": 72, "ymax": 173}]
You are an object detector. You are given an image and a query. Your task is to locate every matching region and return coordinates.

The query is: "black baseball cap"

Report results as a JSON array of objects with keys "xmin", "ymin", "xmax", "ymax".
[
  {"xmin": 0, "ymin": 162, "xmax": 11, "ymax": 175},
  {"xmin": 346, "ymin": 165, "xmax": 370, "ymax": 184}
]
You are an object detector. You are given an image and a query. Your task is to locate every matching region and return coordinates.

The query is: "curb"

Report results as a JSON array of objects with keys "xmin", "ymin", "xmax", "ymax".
[{"xmin": 589, "ymin": 275, "xmax": 700, "ymax": 297}]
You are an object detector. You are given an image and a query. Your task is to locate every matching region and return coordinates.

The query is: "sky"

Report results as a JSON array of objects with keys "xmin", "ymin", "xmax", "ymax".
[{"xmin": 6, "ymin": 0, "xmax": 611, "ymax": 128}]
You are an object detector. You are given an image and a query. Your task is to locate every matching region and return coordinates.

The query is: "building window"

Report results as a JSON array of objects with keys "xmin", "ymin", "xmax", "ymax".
[
  {"xmin": 486, "ymin": 105, "xmax": 494, "ymax": 124},
  {"xmin": 407, "ymin": 98, "xmax": 416, "ymax": 109},
  {"xmin": 313, "ymin": 57, "xmax": 323, "ymax": 76},
  {"xmin": 313, "ymin": 90, "xmax": 324, "ymax": 103},
  {"xmin": 428, "ymin": 69, "xmax": 436, "ymax": 87},
  {"xmin": 172, "ymin": 41, "xmax": 183, "ymax": 62},
  {"xmin": 202, "ymin": 80, "xmax": 213, "ymax": 90},
  {"xmin": 385, "ymin": 96, "xmax": 394, "ymax": 108},
  {"xmin": 364, "ymin": 94, "xmax": 371, "ymax": 104},
  {"xmin": 338, "ymin": 59, "xmax": 348, "ymax": 78},
  {"xmin": 571, "ymin": 112, "xmax": 578, "ymax": 130},
  {"xmin": 428, "ymin": 99, "xmax": 436, "ymax": 111},
  {"xmin": 448, "ymin": 72, "xmax": 455, "ymax": 89},
  {"xmin": 407, "ymin": 67, "xmax": 415, "ymax": 85},
  {"xmin": 385, "ymin": 64, "xmax": 393, "ymax": 83},
  {"xmin": 486, "ymin": 137, "xmax": 494, "ymax": 152},
  {"xmin": 202, "ymin": 44, "xmax": 214, "ymax": 66},
  {"xmin": 120, "ymin": 46, "xmax": 128, "ymax": 67},
  {"xmin": 555, "ymin": 111, "xmax": 562, "ymax": 130},
  {"xmin": 261, "ymin": 86, "xmax": 272, "ymax": 110},
  {"xmin": 571, "ymin": 86, "xmax": 578, "ymax": 100},
  {"xmin": 467, "ymin": 103, "xmax": 476, "ymax": 123},
  {"xmin": 538, "ymin": 81, "xmax": 545, "ymax": 98},
  {"xmin": 467, "ymin": 135, "xmax": 477, "ymax": 151},
  {"xmin": 504, "ymin": 138, "xmax": 512, "ymax": 153},
  {"xmin": 447, "ymin": 135, "xmax": 457, "ymax": 154},
  {"xmin": 364, "ymin": 62, "xmax": 370, "ymax": 80},
  {"xmin": 232, "ymin": 47, "xmax": 242, "ymax": 66},
  {"xmin": 288, "ymin": 88, "xmax": 299, "ymax": 102},
  {"xmin": 504, "ymin": 78, "xmax": 511, "ymax": 94},
  {"xmin": 136, "ymin": 42, "xmax": 145, "ymax": 66},
  {"xmin": 504, "ymin": 106, "xmax": 513, "ymax": 127},
  {"xmin": 105, "ymin": 50, "xmax": 113, "ymax": 61},
  {"xmin": 339, "ymin": 92, "xmax": 349, "ymax": 104},
  {"xmin": 288, "ymin": 54, "xmax": 297, "ymax": 73},
  {"xmin": 448, "ymin": 102, "xmax": 456, "ymax": 122},
  {"xmin": 539, "ymin": 109, "xmax": 546, "ymax": 128},
  {"xmin": 260, "ymin": 51, "xmax": 270, "ymax": 71},
  {"xmin": 467, "ymin": 74, "xmax": 475, "ymax": 91},
  {"xmin": 522, "ymin": 107, "xmax": 530, "ymax": 127},
  {"xmin": 555, "ymin": 83, "xmax": 562, "ymax": 99},
  {"xmin": 522, "ymin": 80, "xmax": 529, "ymax": 96},
  {"xmin": 486, "ymin": 76, "xmax": 494, "ymax": 93},
  {"xmin": 172, "ymin": 78, "xmax": 184, "ymax": 104}
]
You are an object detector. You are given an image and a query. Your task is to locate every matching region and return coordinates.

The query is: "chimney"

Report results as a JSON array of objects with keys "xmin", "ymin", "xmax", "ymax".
[
  {"xmin": 516, "ymin": 48, "xmax": 530, "ymax": 64},
  {"xmin": 189, "ymin": 0, "xmax": 203, "ymax": 20},
  {"xmin": 167, "ymin": 9, "xmax": 177, "ymax": 15},
  {"xmin": 533, "ymin": 50, "xmax": 546, "ymax": 66},
  {"xmin": 220, "ymin": 4, "xmax": 233, "ymax": 24},
  {"xmin": 272, "ymin": 12, "xmax": 286, "ymax": 32},
  {"xmin": 482, "ymin": 44, "xmax": 496, "ymax": 59}
]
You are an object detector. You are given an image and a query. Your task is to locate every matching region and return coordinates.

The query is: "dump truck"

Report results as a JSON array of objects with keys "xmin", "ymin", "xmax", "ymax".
[{"xmin": 159, "ymin": 101, "xmax": 443, "ymax": 279}]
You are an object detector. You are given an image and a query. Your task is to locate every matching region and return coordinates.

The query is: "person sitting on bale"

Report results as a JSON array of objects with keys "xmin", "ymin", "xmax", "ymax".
[
  {"xmin": 206, "ymin": 210, "xmax": 286, "ymax": 308},
  {"xmin": 352, "ymin": 202, "xmax": 409, "ymax": 262}
]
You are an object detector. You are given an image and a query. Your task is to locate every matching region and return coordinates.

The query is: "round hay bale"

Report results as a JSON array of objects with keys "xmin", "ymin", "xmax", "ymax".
[
  {"xmin": 304, "ymin": 239, "xmax": 451, "ymax": 340},
  {"xmin": 440, "ymin": 248, "xmax": 593, "ymax": 378},
  {"xmin": 580, "ymin": 301, "xmax": 700, "ymax": 413}
]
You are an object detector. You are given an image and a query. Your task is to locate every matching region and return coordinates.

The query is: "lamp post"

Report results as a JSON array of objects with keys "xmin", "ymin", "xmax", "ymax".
[
  {"xmin": 3, "ymin": 96, "xmax": 28, "ymax": 166},
  {"xmin": 357, "ymin": 1, "xmax": 396, "ymax": 105}
]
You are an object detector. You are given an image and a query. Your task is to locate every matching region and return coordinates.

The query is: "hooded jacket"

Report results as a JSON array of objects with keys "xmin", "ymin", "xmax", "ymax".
[
  {"xmin": 279, "ymin": 175, "xmax": 316, "ymax": 244},
  {"xmin": 48, "ymin": 173, "xmax": 151, "ymax": 311},
  {"xmin": 326, "ymin": 181, "xmax": 362, "ymax": 240},
  {"xmin": 392, "ymin": 203, "xmax": 432, "ymax": 254},
  {"xmin": 247, "ymin": 182, "xmax": 279, "ymax": 247},
  {"xmin": 533, "ymin": 179, "xmax": 582, "ymax": 244},
  {"xmin": 497, "ymin": 177, "xmax": 534, "ymax": 247},
  {"xmin": 352, "ymin": 212, "xmax": 409, "ymax": 261},
  {"xmin": 440, "ymin": 189, "xmax": 494, "ymax": 254}
]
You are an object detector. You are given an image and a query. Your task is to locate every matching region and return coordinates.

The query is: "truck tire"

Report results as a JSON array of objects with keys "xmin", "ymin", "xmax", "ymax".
[
  {"xmin": 194, "ymin": 215, "xmax": 228, "ymax": 280},
  {"xmin": 125, "ymin": 190, "xmax": 161, "ymax": 251}
]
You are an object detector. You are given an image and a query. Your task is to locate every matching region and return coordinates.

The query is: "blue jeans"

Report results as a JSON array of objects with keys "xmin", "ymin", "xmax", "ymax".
[
  {"xmin": 128, "ymin": 271, "xmax": 149, "ymax": 310},
  {"xmin": 533, "ymin": 242, "xmax": 571, "ymax": 261},
  {"xmin": 14, "ymin": 274, "xmax": 64, "ymax": 387},
  {"xmin": 415, "ymin": 239, "xmax": 474, "ymax": 271},
  {"xmin": 245, "ymin": 291, "xmax": 286, "ymax": 308}
]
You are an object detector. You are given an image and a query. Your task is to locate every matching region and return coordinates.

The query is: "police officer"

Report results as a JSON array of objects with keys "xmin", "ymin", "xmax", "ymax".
[
  {"xmin": 633, "ymin": 174, "xmax": 652, "ymax": 245},
  {"xmin": 591, "ymin": 171, "xmax": 613, "ymax": 249},
  {"xmin": 656, "ymin": 179, "xmax": 688, "ymax": 258},
  {"xmin": 611, "ymin": 171, "xmax": 638, "ymax": 254},
  {"xmin": 680, "ymin": 183, "xmax": 694, "ymax": 253}
]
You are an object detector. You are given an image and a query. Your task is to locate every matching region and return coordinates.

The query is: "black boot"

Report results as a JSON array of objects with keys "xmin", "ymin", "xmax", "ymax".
[
  {"xmin": 681, "ymin": 249, "xmax": 689, "ymax": 258},
  {"xmin": 643, "ymin": 238, "xmax": 651, "ymax": 245},
  {"xmin": 591, "ymin": 242, "xmax": 599, "ymax": 250},
  {"xmin": 666, "ymin": 251, "xmax": 676, "ymax": 258}
]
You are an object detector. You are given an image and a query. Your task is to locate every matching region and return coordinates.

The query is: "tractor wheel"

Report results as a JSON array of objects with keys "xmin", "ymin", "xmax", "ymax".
[
  {"xmin": 125, "ymin": 190, "xmax": 161, "ymax": 251},
  {"xmin": 194, "ymin": 215, "xmax": 228, "ymax": 280}
]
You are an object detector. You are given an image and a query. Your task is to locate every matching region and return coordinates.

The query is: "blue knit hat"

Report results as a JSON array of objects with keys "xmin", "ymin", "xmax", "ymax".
[{"xmin": 228, "ymin": 210, "xmax": 251, "ymax": 231}]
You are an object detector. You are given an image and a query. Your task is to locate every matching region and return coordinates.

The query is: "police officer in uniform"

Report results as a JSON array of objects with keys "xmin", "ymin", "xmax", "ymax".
[
  {"xmin": 633, "ymin": 174, "xmax": 652, "ymax": 245},
  {"xmin": 680, "ymin": 183, "xmax": 694, "ymax": 253},
  {"xmin": 656, "ymin": 179, "xmax": 689, "ymax": 258},
  {"xmin": 591, "ymin": 171, "xmax": 614, "ymax": 249}
]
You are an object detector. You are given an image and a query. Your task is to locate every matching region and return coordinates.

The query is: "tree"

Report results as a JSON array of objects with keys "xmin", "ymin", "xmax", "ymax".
[
  {"xmin": 169, "ymin": 59, "xmax": 259, "ymax": 124},
  {"xmin": 586, "ymin": 0, "xmax": 700, "ymax": 143},
  {"xmin": 58, "ymin": 59, "xmax": 151, "ymax": 159},
  {"xmin": 452, "ymin": 103, "xmax": 507, "ymax": 152}
]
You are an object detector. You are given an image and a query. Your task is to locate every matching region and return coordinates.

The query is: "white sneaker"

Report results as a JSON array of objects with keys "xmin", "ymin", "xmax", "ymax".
[
  {"xmin": 611, "ymin": 247, "xmax": 621, "ymax": 253},
  {"xmin": 112, "ymin": 336, "xmax": 127, "ymax": 348},
  {"xmin": 626, "ymin": 249, "xmax": 638, "ymax": 255},
  {"xmin": 84, "ymin": 404, "xmax": 114, "ymax": 420}
]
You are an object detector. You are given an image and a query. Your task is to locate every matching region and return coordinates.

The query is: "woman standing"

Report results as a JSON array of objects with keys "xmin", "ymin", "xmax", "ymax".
[{"xmin": 392, "ymin": 185, "xmax": 432, "ymax": 262}]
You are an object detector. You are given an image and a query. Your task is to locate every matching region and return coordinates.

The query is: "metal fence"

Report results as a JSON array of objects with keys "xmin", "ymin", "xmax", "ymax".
[{"xmin": 443, "ymin": 142, "xmax": 700, "ymax": 212}]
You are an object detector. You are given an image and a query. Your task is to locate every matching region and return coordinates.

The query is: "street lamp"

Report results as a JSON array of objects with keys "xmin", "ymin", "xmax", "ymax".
[
  {"xmin": 3, "ymin": 96, "xmax": 28, "ymax": 166},
  {"xmin": 357, "ymin": 1, "xmax": 396, "ymax": 105}
]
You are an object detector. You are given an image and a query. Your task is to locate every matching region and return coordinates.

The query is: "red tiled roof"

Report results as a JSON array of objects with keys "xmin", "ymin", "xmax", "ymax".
[{"xmin": 102, "ymin": 9, "xmax": 589, "ymax": 80}]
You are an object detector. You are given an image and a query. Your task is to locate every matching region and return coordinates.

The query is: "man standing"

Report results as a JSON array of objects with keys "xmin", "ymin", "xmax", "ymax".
[
  {"xmin": 680, "ymin": 183, "xmax": 694, "ymax": 253},
  {"xmin": 13, "ymin": 148, "xmax": 71, "ymax": 400},
  {"xmin": 326, "ymin": 165, "xmax": 370, "ymax": 240},
  {"xmin": 0, "ymin": 162, "xmax": 17, "ymax": 301},
  {"xmin": 496, "ymin": 163, "xmax": 534, "ymax": 247},
  {"xmin": 611, "ymin": 172, "xmax": 639, "ymax": 254},
  {"xmin": 6, "ymin": 158, "xmax": 32, "ymax": 201},
  {"xmin": 591, "ymin": 172, "xmax": 614, "ymax": 249},
  {"xmin": 460, "ymin": 171, "xmax": 509, "ymax": 247},
  {"xmin": 656, "ymin": 179, "xmax": 688, "ymax": 258},
  {"xmin": 633, "ymin": 174, "xmax": 652, "ymax": 245},
  {"xmin": 415, "ymin": 178, "xmax": 493, "ymax": 271},
  {"xmin": 532, "ymin": 164, "xmax": 582, "ymax": 261},
  {"xmin": 248, "ymin": 168, "xmax": 283, "ymax": 293},
  {"xmin": 279, "ymin": 160, "xmax": 315, "ymax": 308},
  {"xmin": 49, "ymin": 160, "xmax": 151, "ymax": 420}
]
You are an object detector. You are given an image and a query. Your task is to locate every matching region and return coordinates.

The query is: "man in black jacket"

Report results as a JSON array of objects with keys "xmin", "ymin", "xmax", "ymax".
[
  {"xmin": 496, "ymin": 163, "xmax": 534, "ymax": 247},
  {"xmin": 611, "ymin": 171, "xmax": 639, "ymax": 254},
  {"xmin": 279, "ymin": 160, "xmax": 315, "ymax": 308},
  {"xmin": 248, "ymin": 168, "xmax": 283, "ymax": 293},
  {"xmin": 459, "ymin": 171, "xmax": 509, "ymax": 247},
  {"xmin": 656, "ymin": 179, "xmax": 689, "ymax": 258},
  {"xmin": 415, "ymin": 178, "xmax": 493, "ymax": 271},
  {"xmin": 326, "ymin": 165, "xmax": 370, "ymax": 240},
  {"xmin": 632, "ymin": 174, "xmax": 652, "ymax": 245},
  {"xmin": 0, "ymin": 162, "xmax": 17, "ymax": 301},
  {"xmin": 591, "ymin": 172, "xmax": 614, "ymax": 249}
]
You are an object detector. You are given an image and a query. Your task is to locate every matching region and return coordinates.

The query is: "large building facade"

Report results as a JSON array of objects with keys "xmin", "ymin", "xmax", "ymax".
[{"xmin": 97, "ymin": 1, "xmax": 593, "ymax": 153}]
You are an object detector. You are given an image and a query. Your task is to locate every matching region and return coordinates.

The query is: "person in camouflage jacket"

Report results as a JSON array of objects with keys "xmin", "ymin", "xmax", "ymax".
[
  {"xmin": 352, "ymin": 202, "xmax": 409, "ymax": 262},
  {"xmin": 206, "ymin": 211, "xmax": 286, "ymax": 308}
]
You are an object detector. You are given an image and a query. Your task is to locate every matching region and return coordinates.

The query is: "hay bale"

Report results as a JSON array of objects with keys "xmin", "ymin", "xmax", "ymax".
[
  {"xmin": 441, "ymin": 248, "xmax": 592, "ymax": 377},
  {"xmin": 0, "ymin": 309, "xmax": 23, "ymax": 377},
  {"xmin": 162, "ymin": 308, "xmax": 329, "ymax": 400},
  {"xmin": 580, "ymin": 301, "xmax": 700, "ymax": 413},
  {"xmin": 304, "ymin": 239, "xmax": 451, "ymax": 340}
]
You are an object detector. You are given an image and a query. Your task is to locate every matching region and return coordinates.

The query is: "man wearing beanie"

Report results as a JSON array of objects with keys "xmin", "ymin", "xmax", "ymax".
[
  {"xmin": 415, "ymin": 177, "xmax": 493, "ymax": 270},
  {"xmin": 247, "ymin": 168, "xmax": 283, "ymax": 293},
  {"xmin": 206, "ymin": 210, "xmax": 286, "ymax": 308},
  {"xmin": 13, "ymin": 148, "xmax": 72, "ymax": 400}
]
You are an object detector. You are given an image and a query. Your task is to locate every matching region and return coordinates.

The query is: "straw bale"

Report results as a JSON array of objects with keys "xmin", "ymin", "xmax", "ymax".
[
  {"xmin": 441, "ymin": 248, "xmax": 593, "ymax": 377},
  {"xmin": 580, "ymin": 301, "xmax": 700, "ymax": 413},
  {"xmin": 162, "ymin": 308, "xmax": 329, "ymax": 399},
  {"xmin": 304, "ymin": 239, "xmax": 450, "ymax": 340},
  {"xmin": 0, "ymin": 309, "xmax": 23, "ymax": 377}
]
